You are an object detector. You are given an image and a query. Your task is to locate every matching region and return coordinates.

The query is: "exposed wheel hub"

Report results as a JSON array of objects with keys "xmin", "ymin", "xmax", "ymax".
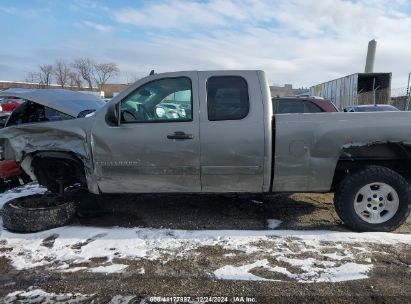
[{"xmin": 354, "ymin": 182, "xmax": 399, "ymax": 224}]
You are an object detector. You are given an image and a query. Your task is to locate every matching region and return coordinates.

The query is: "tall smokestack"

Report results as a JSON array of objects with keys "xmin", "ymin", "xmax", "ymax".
[{"xmin": 364, "ymin": 39, "xmax": 377, "ymax": 73}]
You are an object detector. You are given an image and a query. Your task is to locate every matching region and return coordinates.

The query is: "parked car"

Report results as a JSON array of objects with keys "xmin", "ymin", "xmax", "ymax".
[
  {"xmin": 155, "ymin": 104, "xmax": 178, "ymax": 119},
  {"xmin": 0, "ymin": 88, "xmax": 104, "ymax": 193},
  {"xmin": 156, "ymin": 103, "xmax": 186, "ymax": 119},
  {"xmin": 0, "ymin": 97, "xmax": 24, "ymax": 113},
  {"xmin": 160, "ymin": 102, "xmax": 186, "ymax": 118},
  {"xmin": 343, "ymin": 104, "xmax": 400, "ymax": 112},
  {"xmin": 272, "ymin": 97, "xmax": 338, "ymax": 113},
  {"xmin": 1, "ymin": 71, "xmax": 410, "ymax": 233}
]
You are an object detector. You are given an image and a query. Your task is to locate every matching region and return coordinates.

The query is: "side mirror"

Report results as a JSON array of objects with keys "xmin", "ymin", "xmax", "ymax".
[{"xmin": 106, "ymin": 103, "xmax": 119, "ymax": 126}]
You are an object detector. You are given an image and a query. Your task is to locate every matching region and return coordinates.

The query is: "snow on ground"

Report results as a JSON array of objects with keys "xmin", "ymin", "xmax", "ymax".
[
  {"xmin": 3, "ymin": 287, "xmax": 94, "ymax": 303},
  {"xmin": 0, "ymin": 183, "xmax": 46, "ymax": 209},
  {"xmin": 213, "ymin": 259, "xmax": 372, "ymax": 283},
  {"xmin": 1, "ymin": 223, "xmax": 410, "ymax": 282},
  {"xmin": 3, "ymin": 287, "xmax": 142, "ymax": 304},
  {"xmin": 1, "ymin": 184, "xmax": 410, "ymax": 283}
]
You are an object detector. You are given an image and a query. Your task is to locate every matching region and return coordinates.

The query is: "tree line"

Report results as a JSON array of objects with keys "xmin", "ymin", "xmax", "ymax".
[{"xmin": 25, "ymin": 58, "xmax": 120, "ymax": 91}]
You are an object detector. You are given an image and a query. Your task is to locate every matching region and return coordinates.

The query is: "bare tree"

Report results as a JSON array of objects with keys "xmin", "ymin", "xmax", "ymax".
[
  {"xmin": 53, "ymin": 60, "xmax": 70, "ymax": 88},
  {"xmin": 25, "ymin": 72, "xmax": 42, "ymax": 87},
  {"xmin": 72, "ymin": 58, "xmax": 94, "ymax": 90},
  {"xmin": 93, "ymin": 62, "xmax": 119, "ymax": 90},
  {"xmin": 68, "ymin": 71, "xmax": 82, "ymax": 89},
  {"xmin": 39, "ymin": 64, "xmax": 53, "ymax": 87}
]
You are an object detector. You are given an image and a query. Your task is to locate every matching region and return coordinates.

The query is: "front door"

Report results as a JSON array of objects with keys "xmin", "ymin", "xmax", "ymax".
[{"xmin": 91, "ymin": 72, "xmax": 200, "ymax": 193}]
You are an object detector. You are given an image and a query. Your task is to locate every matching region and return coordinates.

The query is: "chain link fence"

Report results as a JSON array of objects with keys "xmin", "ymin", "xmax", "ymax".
[
  {"xmin": 390, "ymin": 87, "xmax": 409, "ymax": 110},
  {"xmin": 357, "ymin": 90, "xmax": 390, "ymax": 105}
]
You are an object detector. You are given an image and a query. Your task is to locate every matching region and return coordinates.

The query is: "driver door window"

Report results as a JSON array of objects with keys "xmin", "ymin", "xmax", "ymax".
[{"xmin": 120, "ymin": 77, "xmax": 192, "ymax": 123}]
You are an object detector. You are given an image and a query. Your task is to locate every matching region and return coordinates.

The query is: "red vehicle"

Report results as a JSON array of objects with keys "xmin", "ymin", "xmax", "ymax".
[
  {"xmin": 0, "ymin": 97, "xmax": 24, "ymax": 113},
  {"xmin": 0, "ymin": 160, "xmax": 28, "ymax": 192},
  {"xmin": 272, "ymin": 96, "xmax": 339, "ymax": 113}
]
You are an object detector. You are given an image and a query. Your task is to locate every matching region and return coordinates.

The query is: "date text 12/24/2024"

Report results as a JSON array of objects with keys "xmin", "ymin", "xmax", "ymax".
[{"xmin": 148, "ymin": 296, "xmax": 257, "ymax": 303}]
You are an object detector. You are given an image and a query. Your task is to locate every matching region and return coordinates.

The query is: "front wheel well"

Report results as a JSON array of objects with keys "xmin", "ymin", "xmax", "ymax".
[{"xmin": 30, "ymin": 151, "xmax": 87, "ymax": 193}]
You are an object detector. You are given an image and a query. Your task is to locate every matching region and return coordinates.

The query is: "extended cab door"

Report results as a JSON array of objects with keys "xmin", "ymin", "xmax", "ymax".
[
  {"xmin": 198, "ymin": 71, "xmax": 266, "ymax": 192},
  {"xmin": 91, "ymin": 72, "xmax": 200, "ymax": 193}
]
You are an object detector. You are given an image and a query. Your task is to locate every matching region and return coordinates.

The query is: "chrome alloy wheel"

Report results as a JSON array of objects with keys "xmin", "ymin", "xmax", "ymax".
[{"xmin": 354, "ymin": 182, "xmax": 399, "ymax": 224}]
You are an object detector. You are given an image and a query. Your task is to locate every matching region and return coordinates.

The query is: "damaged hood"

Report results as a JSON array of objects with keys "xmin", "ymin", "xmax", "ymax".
[{"xmin": 0, "ymin": 88, "xmax": 105, "ymax": 117}]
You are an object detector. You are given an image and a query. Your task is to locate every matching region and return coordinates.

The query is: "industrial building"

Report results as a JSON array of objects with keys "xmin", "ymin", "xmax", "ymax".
[
  {"xmin": 310, "ymin": 72, "xmax": 391, "ymax": 110},
  {"xmin": 310, "ymin": 39, "xmax": 393, "ymax": 110}
]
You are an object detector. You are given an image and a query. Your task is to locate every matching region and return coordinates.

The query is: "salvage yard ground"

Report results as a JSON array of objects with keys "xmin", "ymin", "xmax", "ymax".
[{"xmin": 0, "ymin": 184, "xmax": 410, "ymax": 303}]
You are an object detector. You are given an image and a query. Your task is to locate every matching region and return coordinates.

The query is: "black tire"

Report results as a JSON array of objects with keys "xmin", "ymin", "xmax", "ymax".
[
  {"xmin": 334, "ymin": 166, "xmax": 411, "ymax": 232},
  {"xmin": 2, "ymin": 194, "xmax": 77, "ymax": 233}
]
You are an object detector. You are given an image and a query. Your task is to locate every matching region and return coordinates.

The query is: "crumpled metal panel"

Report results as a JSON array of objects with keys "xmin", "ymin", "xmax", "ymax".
[
  {"xmin": 0, "ymin": 89, "xmax": 104, "ymax": 118},
  {"xmin": 0, "ymin": 117, "xmax": 99, "ymax": 193}
]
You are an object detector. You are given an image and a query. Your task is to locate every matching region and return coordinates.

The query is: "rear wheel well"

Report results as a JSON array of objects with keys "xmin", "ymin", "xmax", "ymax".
[
  {"xmin": 31, "ymin": 151, "xmax": 86, "ymax": 193},
  {"xmin": 331, "ymin": 143, "xmax": 411, "ymax": 191}
]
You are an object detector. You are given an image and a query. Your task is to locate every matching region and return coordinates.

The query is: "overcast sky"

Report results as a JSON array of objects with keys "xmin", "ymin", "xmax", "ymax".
[{"xmin": 1, "ymin": 0, "xmax": 410, "ymax": 89}]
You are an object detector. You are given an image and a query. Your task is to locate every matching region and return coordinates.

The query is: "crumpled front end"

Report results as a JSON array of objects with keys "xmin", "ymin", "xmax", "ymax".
[{"xmin": 0, "ymin": 117, "xmax": 99, "ymax": 193}]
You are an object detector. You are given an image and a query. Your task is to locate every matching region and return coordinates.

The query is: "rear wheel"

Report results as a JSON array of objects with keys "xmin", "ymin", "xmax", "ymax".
[{"xmin": 334, "ymin": 166, "xmax": 411, "ymax": 232}]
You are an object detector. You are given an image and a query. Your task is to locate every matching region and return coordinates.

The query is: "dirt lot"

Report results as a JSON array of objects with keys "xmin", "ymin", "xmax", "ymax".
[{"xmin": 0, "ymin": 186, "xmax": 410, "ymax": 303}]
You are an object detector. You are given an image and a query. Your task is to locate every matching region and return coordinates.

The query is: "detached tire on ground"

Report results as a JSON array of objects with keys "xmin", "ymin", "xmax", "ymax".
[
  {"xmin": 2, "ymin": 194, "xmax": 77, "ymax": 233},
  {"xmin": 334, "ymin": 166, "xmax": 411, "ymax": 232}
]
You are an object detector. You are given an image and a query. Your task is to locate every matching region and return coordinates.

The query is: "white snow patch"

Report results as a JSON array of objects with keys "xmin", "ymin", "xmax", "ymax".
[
  {"xmin": 214, "ymin": 258, "xmax": 372, "ymax": 283},
  {"xmin": 88, "ymin": 264, "xmax": 128, "ymax": 273},
  {"xmin": 0, "ymin": 183, "xmax": 46, "ymax": 209},
  {"xmin": 267, "ymin": 219, "xmax": 282, "ymax": 229},
  {"xmin": 61, "ymin": 266, "xmax": 88, "ymax": 272},
  {"xmin": 214, "ymin": 260, "xmax": 274, "ymax": 281},
  {"xmin": 109, "ymin": 295, "xmax": 137, "ymax": 304},
  {"xmin": 317, "ymin": 263, "xmax": 372, "ymax": 282},
  {"xmin": 3, "ymin": 287, "xmax": 94, "ymax": 303},
  {"xmin": 321, "ymin": 252, "xmax": 350, "ymax": 260}
]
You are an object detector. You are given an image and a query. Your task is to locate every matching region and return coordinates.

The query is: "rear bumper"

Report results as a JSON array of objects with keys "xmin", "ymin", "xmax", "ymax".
[{"xmin": 0, "ymin": 160, "xmax": 22, "ymax": 179}]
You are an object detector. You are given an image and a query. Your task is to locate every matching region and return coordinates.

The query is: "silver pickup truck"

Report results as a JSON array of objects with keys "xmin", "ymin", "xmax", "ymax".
[{"xmin": 1, "ymin": 70, "xmax": 410, "ymax": 232}]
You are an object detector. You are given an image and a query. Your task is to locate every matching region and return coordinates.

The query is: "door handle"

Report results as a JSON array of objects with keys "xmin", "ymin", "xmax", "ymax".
[{"xmin": 167, "ymin": 131, "xmax": 193, "ymax": 140}]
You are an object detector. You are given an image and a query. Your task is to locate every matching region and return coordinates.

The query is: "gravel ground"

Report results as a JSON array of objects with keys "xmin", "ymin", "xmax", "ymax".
[{"xmin": 0, "ymin": 188, "xmax": 410, "ymax": 303}]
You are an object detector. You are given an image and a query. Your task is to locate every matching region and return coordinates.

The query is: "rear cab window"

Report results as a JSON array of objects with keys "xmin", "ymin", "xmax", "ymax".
[{"xmin": 207, "ymin": 76, "xmax": 249, "ymax": 121}]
